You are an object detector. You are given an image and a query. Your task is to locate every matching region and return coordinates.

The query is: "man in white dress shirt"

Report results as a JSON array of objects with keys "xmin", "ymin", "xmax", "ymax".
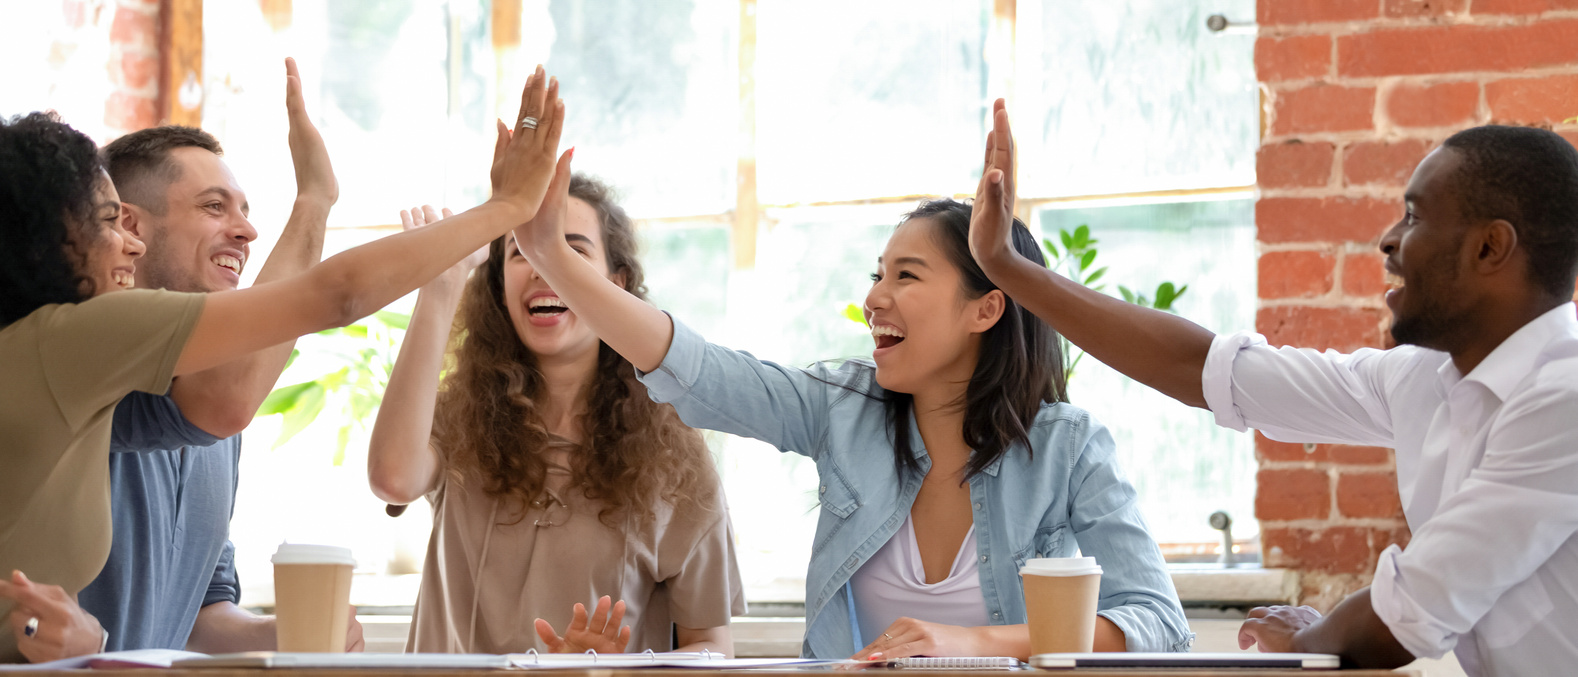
[{"xmin": 969, "ymin": 109, "xmax": 1578, "ymax": 675}]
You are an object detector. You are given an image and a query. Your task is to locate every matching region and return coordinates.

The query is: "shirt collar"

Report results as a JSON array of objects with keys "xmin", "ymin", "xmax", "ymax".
[
  {"xmin": 902, "ymin": 413, "xmax": 1003, "ymax": 477},
  {"xmin": 1452, "ymin": 302, "xmax": 1578, "ymax": 402}
]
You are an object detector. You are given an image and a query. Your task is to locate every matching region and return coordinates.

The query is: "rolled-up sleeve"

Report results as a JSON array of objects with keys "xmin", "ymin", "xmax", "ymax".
[
  {"xmin": 203, "ymin": 540, "xmax": 241, "ymax": 607},
  {"xmin": 1370, "ymin": 379, "xmax": 1578, "ymax": 659},
  {"xmin": 1202, "ymin": 332, "xmax": 1265, "ymax": 432},
  {"xmin": 1199, "ymin": 330, "xmax": 1405, "ymax": 447}
]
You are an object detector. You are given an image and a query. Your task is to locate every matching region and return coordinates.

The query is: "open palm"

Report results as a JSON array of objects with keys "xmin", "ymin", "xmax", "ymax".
[{"xmin": 534, "ymin": 596, "xmax": 631, "ymax": 654}]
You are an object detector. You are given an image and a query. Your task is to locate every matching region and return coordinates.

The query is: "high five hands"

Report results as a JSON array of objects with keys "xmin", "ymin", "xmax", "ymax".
[
  {"xmin": 968, "ymin": 98, "xmax": 1018, "ymax": 270},
  {"xmin": 534, "ymin": 596, "xmax": 632, "ymax": 654},
  {"xmin": 489, "ymin": 64, "xmax": 571, "ymax": 226}
]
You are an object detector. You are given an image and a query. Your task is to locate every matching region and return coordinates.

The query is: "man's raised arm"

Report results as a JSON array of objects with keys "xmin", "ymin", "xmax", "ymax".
[
  {"xmin": 171, "ymin": 57, "xmax": 335, "ymax": 436},
  {"xmin": 968, "ymin": 98, "xmax": 1215, "ymax": 408}
]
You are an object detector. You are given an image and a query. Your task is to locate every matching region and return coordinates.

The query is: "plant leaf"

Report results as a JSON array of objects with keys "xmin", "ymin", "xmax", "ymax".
[
  {"xmin": 1042, "ymin": 238, "xmax": 1059, "ymax": 261},
  {"xmin": 1079, "ymin": 249, "xmax": 1097, "ymax": 271},
  {"xmin": 273, "ymin": 382, "xmax": 326, "ymax": 449},
  {"xmin": 1059, "ymin": 228, "xmax": 1075, "ymax": 250},
  {"xmin": 1118, "ymin": 285, "xmax": 1136, "ymax": 304},
  {"xmin": 1155, "ymin": 282, "xmax": 1177, "ymax": 307},
  {"xmin": 1084, "ymin": 267, "xmax": 1108, "ymax": 286},
  {"xmin": 333, "ymin": 426, "xmax": 351, "ymax": 466},
  {"xmin": 1073, "ymin": 224, "xmax": 1090, "ymax": 247},
  {"xmin": 374, "ymin": 310, "xmax": 411, "ymax": 330},
  {"xmin": 256, "ymin": 381, "xmax": 315, "ymax": 417},
  {"xmin": 843, "ymin": 303, "xmax": 869, "ymax": 327}
]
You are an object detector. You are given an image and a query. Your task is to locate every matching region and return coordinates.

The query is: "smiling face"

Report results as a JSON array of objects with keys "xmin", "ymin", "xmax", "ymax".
[
  {"xmin": 502, "ymin": 197, "xmax": 624, "ymax": 360},
  {"xmin": 1380, "ymin": 147, "xmax": 1479, "ymax": 350},
  {"xmin": 76, "ymin": 172, "xmax": 147, "ymax": 296},
  {"xmin": 126, "ymin": 146, "xmax": 257, "ymax": 293},
  {"xmin": 863, "ymin": 217, "xmax": 1003, "ymax": 398}
]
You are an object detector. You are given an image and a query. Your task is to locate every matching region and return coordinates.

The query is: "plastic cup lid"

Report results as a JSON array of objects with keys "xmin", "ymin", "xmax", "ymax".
[
  {"xmin": 1020, "ymin": 556, "xmax": 1102, "ymax": 576},
  {"xmin": 271, "ymin": 543, "xmax": 356, "ymax": 566}
]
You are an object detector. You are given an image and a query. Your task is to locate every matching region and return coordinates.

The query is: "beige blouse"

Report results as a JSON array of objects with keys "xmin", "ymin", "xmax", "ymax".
[{"xmin": 407, "ymin": 439, "xmax": 746, "ymax": 654}]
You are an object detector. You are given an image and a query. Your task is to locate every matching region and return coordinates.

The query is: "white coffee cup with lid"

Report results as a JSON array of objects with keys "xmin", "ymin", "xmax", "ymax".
[
  {"xmin": 1020, "ymin": 557, "xmax": 1103, "ymax": 654},
  {"xmin": 272, "ymin": 543, "xmax": 355, "ymax": 653}
]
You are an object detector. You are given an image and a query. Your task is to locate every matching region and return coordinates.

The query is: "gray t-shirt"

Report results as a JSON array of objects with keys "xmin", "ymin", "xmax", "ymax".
[{"xmin": 77, "ymin": 391, "xmax": 241, "ymax": 651}]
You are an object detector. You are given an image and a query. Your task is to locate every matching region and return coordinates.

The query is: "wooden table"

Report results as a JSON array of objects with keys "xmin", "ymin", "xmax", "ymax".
[{"xmin": 18, "ymin": 669, "xmax": 1422, "ymax": 676}]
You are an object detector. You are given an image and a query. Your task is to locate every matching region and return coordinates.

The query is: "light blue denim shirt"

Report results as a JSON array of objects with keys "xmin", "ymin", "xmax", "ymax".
[{"xmin": 638, "ymin": 319, "xmax": 1192, "ymax": 658}]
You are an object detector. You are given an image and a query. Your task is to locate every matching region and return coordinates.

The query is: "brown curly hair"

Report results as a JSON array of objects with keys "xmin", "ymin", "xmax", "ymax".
[{"xmin": 430, "ymin": 174, "xmax": 716, "ymax": 525}]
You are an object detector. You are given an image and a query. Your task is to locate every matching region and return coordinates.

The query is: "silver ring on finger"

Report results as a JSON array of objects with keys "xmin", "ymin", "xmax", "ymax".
[
  {"xmin": 883, "ymin": 633, "xmax": 893, "ymax": 641},
  {"xmin": 518, "ymin": 116, "xmax": 539, "ymax": 131},
  {"xmin": 23, "ymin": 617, "xmax": 38, "ymax": 638}
]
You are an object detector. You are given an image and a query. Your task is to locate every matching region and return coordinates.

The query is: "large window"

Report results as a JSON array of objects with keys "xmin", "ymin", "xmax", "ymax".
[{"xmin": 195, "ymin": 0, "xmax": 1259, "ymax": 609}]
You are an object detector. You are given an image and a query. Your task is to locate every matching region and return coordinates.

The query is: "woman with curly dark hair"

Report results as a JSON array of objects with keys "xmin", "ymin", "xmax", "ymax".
[
  {"xmin": 0, "ymin": 67, "xmax": 566, "ymax": 663},
  {"xmin": 366, "ymin": 174, "xmax": 743, "ymax": 657}
]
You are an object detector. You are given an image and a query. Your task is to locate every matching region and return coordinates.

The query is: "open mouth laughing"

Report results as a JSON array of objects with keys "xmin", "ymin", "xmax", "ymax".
[
  {"xmin": 212, "ymin": 252, "xmax": 244, "ymax": 277},
  {"xmin": 871, "ymin": 322, "xmax": 906, "ymax": 351}
]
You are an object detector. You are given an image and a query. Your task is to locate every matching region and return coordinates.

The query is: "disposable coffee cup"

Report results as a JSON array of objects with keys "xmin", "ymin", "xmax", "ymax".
[
  {"xmin": 1020, "ymin": 557, "xmax": 1103, "ymax": 655},
  {"xmin": 272, "ymin": 543, "xmax": 355, "ymax": 653}
]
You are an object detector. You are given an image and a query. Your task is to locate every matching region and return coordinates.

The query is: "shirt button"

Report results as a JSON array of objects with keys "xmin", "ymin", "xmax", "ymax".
[
  {"xmin": 974, "ymin": 502, "xmax": 983, "ymax": 511},
  {"xmin": 993, "ymin": 612, "xmax": 1001, "ymax": 618},
  {"xmin": 820, "ymin": 485, "xmax": 827, "ymax": 495},
  {"xmin": 980, "ymin": 554, "xmax": 988, "ymax": 563}
]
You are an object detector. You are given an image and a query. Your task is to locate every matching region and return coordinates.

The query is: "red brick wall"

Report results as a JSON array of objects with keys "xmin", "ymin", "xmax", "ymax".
[
  {"xmin": 1254, "ymin": 0, "xmax": 1578, "ymax": 609},
  {"xmin": 105, "ymin": 0, "xmax": 162, "ymax": 134}
]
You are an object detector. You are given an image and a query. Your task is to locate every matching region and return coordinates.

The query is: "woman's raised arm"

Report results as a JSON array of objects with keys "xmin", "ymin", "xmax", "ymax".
[
  {"xmin": 367, "ymin": 206, "xmax": 485, "ymax": 505},
  {"xmin": 172, "ymin": 68, "xmax": 567, "ymax": 378}
]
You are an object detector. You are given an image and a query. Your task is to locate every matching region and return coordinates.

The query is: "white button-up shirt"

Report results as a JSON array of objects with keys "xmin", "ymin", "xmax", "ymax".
[{"xmin": 1203, "ymin": 303, "xmax": 1578, "ymax": 677}]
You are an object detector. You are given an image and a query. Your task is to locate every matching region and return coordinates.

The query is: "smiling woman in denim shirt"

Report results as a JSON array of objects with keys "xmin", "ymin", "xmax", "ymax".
[{"xmin": 510, "ymin": 159, "xmax": 1191, "ymax": 659}]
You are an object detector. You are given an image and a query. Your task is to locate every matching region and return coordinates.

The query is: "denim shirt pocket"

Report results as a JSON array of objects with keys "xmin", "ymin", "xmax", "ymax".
[
  {"xmin": 1016, "ymin": 524, "xmax": 1069, "ymax": 567},
  {"xmin": 818, "ymin": 468, "xmax": 862, "ymax": 519}
]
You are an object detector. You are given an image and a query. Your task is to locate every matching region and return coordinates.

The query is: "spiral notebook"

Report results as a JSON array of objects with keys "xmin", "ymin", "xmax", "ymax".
[{"xmin": 887, "ymin": 656, "xmax": 1025, "ymax": 669}]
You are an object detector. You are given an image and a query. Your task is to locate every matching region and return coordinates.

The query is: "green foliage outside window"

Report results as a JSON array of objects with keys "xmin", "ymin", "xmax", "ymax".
[{"xmin": 253, "ymin": 310, "xmax": 409, "ymax": 465}]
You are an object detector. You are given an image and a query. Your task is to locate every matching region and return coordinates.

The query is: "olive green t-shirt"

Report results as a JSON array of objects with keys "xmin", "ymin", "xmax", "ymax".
[{"xmin": 0, "ymin": 289, "xmax": 205, "ymax": 663}]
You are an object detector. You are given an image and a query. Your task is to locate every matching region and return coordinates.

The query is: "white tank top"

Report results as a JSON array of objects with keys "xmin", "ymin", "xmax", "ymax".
[{"xmin": 850, "ymin": 514, "xmax": 990, "ymax": 645}]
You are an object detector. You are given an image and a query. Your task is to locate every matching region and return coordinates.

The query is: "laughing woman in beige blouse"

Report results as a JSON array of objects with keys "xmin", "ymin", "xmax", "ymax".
[{"xmin": 367, "ymin": 174, "xmax": 744, "ymax": 656}]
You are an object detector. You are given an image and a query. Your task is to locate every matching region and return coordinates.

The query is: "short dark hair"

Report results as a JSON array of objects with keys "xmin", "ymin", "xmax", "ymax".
[
  {"xmin": 886, "ymin": 199, "xmax": 1069, "ymax": 481},
  {"xmin": 102, "ymin": 125, "xmax": 223, "ymax": 214},
  {"xmin": 0, "ymin": 112, "xmax": 106, "ymax": 327},
  {"xmin": 1442, "ymin": 125, "xmax": 1578, "ymax": 298}
]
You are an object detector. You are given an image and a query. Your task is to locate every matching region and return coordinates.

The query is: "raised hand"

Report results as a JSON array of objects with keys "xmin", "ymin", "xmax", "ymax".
[
  {"xmin": 488, "ymin": 65, "xmax": 570, "ymax": 224},
  {"xmin": 510, "ymin": 133, "xmax": 574, "ymax": 262},
  {"xmin": 533, "ymin": 596, "xmax": 632, "ymax": 654},
  {"xmin": 400, "ymin": 205, "xmax": 486, "ymax": 284},
  {"xmin": 969, "ymin": 98, "xmax": 1018, "ymax": 269},
  {"xmin": 0, "ymin": 570, "xmax": 105, "ymax": 662},
  {"xmin": 284, "ymin": 57, "xmax": 338, "ymax": 207}
]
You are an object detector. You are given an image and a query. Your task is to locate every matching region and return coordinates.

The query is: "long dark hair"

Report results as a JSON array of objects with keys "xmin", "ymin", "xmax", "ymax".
[
  {"xmin": 0, "ymin": 112, "xmax": 106, "ymax": 327},
  {"xmin": 886, "ymin": 199, "xmax": 1068, "ymax": 481}
]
